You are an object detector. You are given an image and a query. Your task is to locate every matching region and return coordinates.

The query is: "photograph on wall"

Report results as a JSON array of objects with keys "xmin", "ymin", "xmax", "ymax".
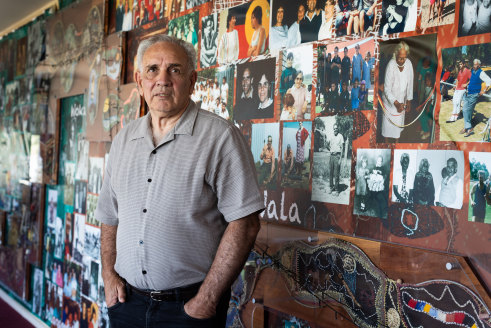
[
  {"xmin": 61, "ymin": 296, "xmax": 81, "ymax": 328},
  {"xmin": 217, "ymin": 0, "xmax": 270, "ymax": 65},
  {"xmin": 458, "ymin": 0, "xmax": 491, "ymax": 36},
  {"xmin": 194, "ymin": 65, "xmax": 235, "ymax": 120},
  {"xmin": 133, "ymin": 0, "xmax": 164, "ymax": 28},
  {"xmin": 234, "ymin": 57, "xmax": 276, "ymax": 121},
  {"xmin": 88, "ymin": 157, "xmax": 104, "ymax": 194},
  {"xmin": 376, "ymin": 34, "xmax": 438, "ymax": 143},
  {"xmin": 89, "ymin": 260, "xmax": 99, "ymax": 301},
  {"xmin": 15, "ymin": 36, "xmax": 27, "ymax": 78},
  {"xmin": 74, "ymin": 180, "xmax": 87, "ymax": 215},
  {"xmin": 46, "ymin": 188, "xmax": 58, "ymax": 228},
  {"xmin": 379, "ymin": 0, "xmax": 417, "ymax": 35},
  {"xmin": 32, "ymin": 264, "xmax": 44, "ymax": 317},
  {"xmin": 416, "ymin": 149, "xmax": 464, "ymax": 209},
  {"xmin": 279, "ymin": 45, "xmax": 313, "ymax": 120},
  {"xmin": 26, "ymin": 183, "xmax": 45, "ymax": 265},
  {"xmin": 81, "ymin": 255, "xmax": 91, "ymax": 297},
  {"xmin": 391, "ymin": 149, "xmax": 418, "ymax": 204},
  {"xmin": 84, "ymin": 224, "xmax": 101, "ymax": 260},
  {"xmin": 5, "ymin": 80, "xmax": 19, "ymax": 117},
  {"xmin": 439, "ymin": 42, "xmax": 491, "ymax": 142},
  {"xmin": 281, "ymin": 121, "xmax": 312, "ymax": 189},
  {"xmin": 115, "ymin": 0, "xmax": 134, "ymax": 32},
  {"xmin": 353, "ymin": 148, "xmax": 391, "ymax": 218},
  {"xmin": 75, "ymin": 139, "xmax": 89, "ymax": 181},
  {"xmin": 52, "ymin": 258, "xmax": 64, "ymax": 287},
  {"xmin": 468, "ymin": 152, "xmax": 491, "ymax": 224},
  {"xmin": 168, "ymin": 11, "xmax": 199, "ymax": 51},
  {"xmin": 73, "ymin": 213, "xmax": 85, "ymax": 263},
  {"xmin": 43, "ymin": 280, "xmax": 58, "ymax": 322},
  {"xmin": 86, "ymin": 193, "xmax": 99, "ymax": 227},
  {"xmin": 316, "ymin": 38, "xmax": 375, "ymax": 114},
  {"xmin": 65, "ymin": 212, "xmax": 73, "ymax": 261},
  {"xmin": 419, "ymin": 0, "xmax": 456, "ymax": 29},
  {"xmin": 408, "ymin": 151, "xmax": 437, "ymax": 206},
  {"xmin": 336, "ymin": 0, "xmax": 381, "ymax": 37},
  {"xmin": 53, "ymin": 216, "xmax": 64, "ymax": 260},
  {"xmin": 251, "ymin": 123, "xmax": 280, "ymax": 189},
  {"xmin": 81, "ymin": 296, "xmax": 99, "ymax": 328},
  {"xmin": 63, "ymin": 260, "xmax": 82, "ymax": 302},
  {"xmin": 64, "ymin": 162, "xmax": 75, "ymax": 206},
  {"xmin": 200, "ymin": 13, "xmax": 219, "ymax": 69},
  {"xmin": 312, "ymin": 115, "xmax": 353, "ymax": 205},
  {"xmin": 187, "ymin": 0, "xmax": 210, "ymax": 10}
]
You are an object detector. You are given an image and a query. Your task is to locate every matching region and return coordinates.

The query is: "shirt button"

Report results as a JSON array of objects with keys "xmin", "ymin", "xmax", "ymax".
[
  {"xmin": 142, "ymin": 270, "xmax": 147, "ymax": 274},
  {"xmin": 147, "ymin": 178, "xmax": 152, "ymax": 183},
  {"xmin": 139, "ymin": 240, "xmax": 143, "ymax": 245},
  {"xmin": 152, "ymin": 150, "xmax": 156, "ymax": 154},
  {"xmin": 143, "ymin": 209, "xmax": 147, "ymax": 213}
]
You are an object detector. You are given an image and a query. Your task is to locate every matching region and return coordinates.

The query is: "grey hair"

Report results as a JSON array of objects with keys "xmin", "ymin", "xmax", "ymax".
[
  {"xmin": 136, "ymin": 34, "xmax": 197, "ymax": 73},
  {"xmin": 392, "ymin": 41, "xmax": 410, "ymax": 59},
  {"xmin": 473, "ymin": 58, "xmax": 481, "ymax": 65}
]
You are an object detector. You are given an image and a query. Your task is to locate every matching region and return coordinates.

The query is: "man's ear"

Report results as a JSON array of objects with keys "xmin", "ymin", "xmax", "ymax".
[
  {"xmin": 189, "ymin": 70, "xmax": 198, "ymax": 95},
  {"xmin": 135, "ymin": 71, "xmax": 144, "ymax": 97}
]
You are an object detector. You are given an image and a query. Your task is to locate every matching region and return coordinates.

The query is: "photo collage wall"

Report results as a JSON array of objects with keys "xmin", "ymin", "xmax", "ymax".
[{"xmin": 0, "ymin": 0, "xmax": 489, "ymax": 326}]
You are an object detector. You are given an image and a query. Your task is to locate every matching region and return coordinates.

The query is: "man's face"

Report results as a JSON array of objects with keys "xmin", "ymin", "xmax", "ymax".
[
  {"xmin": 332, "ymin": 83, "xmax": 337, "ymax": 91},
  {"xmin": 447, "ymin": 160, "xmax": 456, "ymax": 175},
  {"xmin": 267, "ymin": 137, "xmax": 272, "ymax": 148},
  {"xmin": 286, "ymin": 57, "xmax": 293, "ymax": 67},
  {"xmin": 396, "ymin": 48, "xmax": 408, "ymax": 67},
  {"xmin": 298, "ymin": 5, "xmax": 306, "ymax": 21},
  {"xmin": 135, "ymin": 42, "xmax": 197, "ymax": 117},
  {"xmin": 222, "ymin": 77, "xmax": 226, "ymax": 85},
  {"xmin": 242, "ymin": 69, "xmax": 252, "ymax": 94},
  {"xmin": 473, "ymin": 61, "xmax": 480, "ymax": 70},
  {"xmin": 334, "ymin": 48, "xmax": 338, "ymax": 57},
  {"xmin": 307, "ymin": 0, "xmax": 316, "ymax": 11},
  {"xmin": 344, "ymin": 48, "xmax": 348, "ymax": 57},
  {"xmin": 258, "ymin": 74, "xmax": 269, "ymax": 103},
  {"xmin": 458, "ymin": 61, "xmax": 463, "ymax": 70},
  {"xmin": 333, "ymin": 124, "xmax": 338, "ymax": 135}
]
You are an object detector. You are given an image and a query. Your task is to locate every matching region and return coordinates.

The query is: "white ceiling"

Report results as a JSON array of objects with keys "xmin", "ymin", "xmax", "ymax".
[{"xmin": 0, "ymin": 0, "xmax": 57, "ymax": 37}]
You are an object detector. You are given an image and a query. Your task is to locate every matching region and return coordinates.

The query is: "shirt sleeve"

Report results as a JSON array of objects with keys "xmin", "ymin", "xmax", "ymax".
[
  {"xmin": 479, "ymin": 71, "xmax": 491, "ymax": 88},
  {"xmin": 95, "ymin": 138, "xmax": 120, "ymax": 226},
  {"xmin": 210, "ymin": 125, "xmax": 265, "ymax": 222}
]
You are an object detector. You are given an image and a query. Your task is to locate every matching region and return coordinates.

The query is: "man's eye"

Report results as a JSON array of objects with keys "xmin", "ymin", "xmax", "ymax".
[{"xmin": 170, "ymin": 67, "xmax": 181, "ymax": 74}]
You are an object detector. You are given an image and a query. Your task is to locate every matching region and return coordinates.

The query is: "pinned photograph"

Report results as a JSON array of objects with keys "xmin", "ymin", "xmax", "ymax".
[
  {"xmin": 458, "ymin": 0, "xmax": 491, "ymax": 36},
  {"xmin": 312, "ymin": 115, "xmax": 353, "ymax": 205},
  {"xmin": 377, "ymin": 35, "xmax": 438, "ymax": 143},
  {"xmin": 187, "ymin": 0, "xmax": 210, "ymax": 10},
  {"xmin": 88, "ymin": 157, "xmax": 104, "ymax": 194},
  {"xmin": 168, "ymin": 11, "xmax": 199, "ymax": 52},
  {"xmin": 336, "ymin": 0, "xmax": 380, "ymax": 36},
  {"xmin": 81, "ymin": 296, "xmax": 99, "ymax": 328},
  {"xmin": 234, "ymin": 57, "xmax": 276, "ymax": 121},
  {"xmin": 74, "ymin": 180, "xmax": 87, "ymax": 214},
  {"xmin": 84, "ymin": 224, "xmax": 101, "ymax": 260},
  {"xmin": 217, "ymin": 0, "xmax": 270, "ymax": 65},
  {"xmin": 281, "ymin": 121, "xmax": 312, "ymax": 189},
  {"xmin": 115, "ymin": 0, "xmax": 134, "ymax": 32},
  {"xmin": 379, "ymin": 0, "xmax": 418, "ymax": 35},
  {"xmin": 251, "ymin": 123, "xmax": 280, "ymax": 189},
  {"xmin": 86, "ymin": 193, "xmax": 100, "ymax": 227},
  {"xmin": 61, "ymin": 296, "xmax": 81, "ymax": 328},
  {"xmin": 200, "ymin": 13, "xmax": 219, "ymax": 68},
  {"xmin": 54, "ymin": 216, "xmax": 64, "ymax": 260},
  {"xmin": 439, "ymin": 43, "xmax": 491, "ymax": 142},
  {"xmin": 279, "ymin": 45, "xmax": 313, "ymax": 120},
  {"xmin": 316, "ymin": 38, "xmax": 375, "ymax": 114},
  {"xmin": 419, "ymin": 0, "xmax": 456, "ymax": 29},
  {"xmin": 133, "ymin": 0, "xmax": 164, "ymax": 28},
  {"xmin": 46, "ymin": 188, "xmax": 58, "ymax": 228},
  {"xmin": 194, "ymin": 65, "xmax": 235, "ymax": 120},
  {"xmin": 468, "ymin": 152, "xmax": 491, "ymax": 224},
  {"xmin": 63, "ymin": 261, "xmax": 82, "ymax": 302},
  {"xmin": 73, "ymin": 213, "xmax": 85, "ymax": 263},
  {"xmin": 391, "ymin": 149, "xmax": 418, "ymax": 204},
  {"xmin": 64, "ymin": 162, "xmax": 75, "ymax": 206},
  {"xmin": 32, "ymin": 267, "xmax": 43, "ymax": 317},
  {"xmin": 75, "ymin": 139, "xmax": 89, "ymax": 181},
  {"xmin": 353, "ymin": 148, "xmax": 391, "ymax": 218},
  {"xmin": 89, "ymin": 260, "xmax": 99, "ymax": 301}
]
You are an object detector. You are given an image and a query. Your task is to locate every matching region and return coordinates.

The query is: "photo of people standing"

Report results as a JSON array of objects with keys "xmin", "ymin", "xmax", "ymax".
[
  {"xmin": 377, "ymin": 34, "xmax": 438, "ymax": 143},
  {"xmin": 420, "ymin": 0, "xmax": 456, "ymax": 28},
  {"xmin": 440, "ymin": 42, "xmax": 491, "ymax": 142},
  {"xmin": 281, "ymin": 121, "xmax": 312, "ymax": 189},
  {"xmin": 379, "ymin": 0, "xmax": 417, "ymax": 35},
  {"xmin": 168, "ymin": 12, "xmax": 199, "ymax": 51},
  {"xmin": 353, "ymin": 148, "xmax": 391, "ymax": 218},
  {"xmin": 251, "ymin": 123, "xmax": 280, "ymax": 189},
  {"xmin": 458, "ymin": 0, "xmax": 491, "ymax": 36},
  {"xmin": 468, "ymin": 152, "xmax": 491, "ymax": 224},
  {"xmin": 234, "ymin": 57, "xmax": 276, "ymax": 121},
  {"xmin": 316, "ymin": 38, "xmax": 375, "ymax": 114},
  {"xmin": 279, "ymin": 45, "xmax": 313, "ymax": 120},
  {"xmin": 312, "ymin": 115, "xmax": 353, "ymax": 205},
  {"xmin": 133, "ymin": 0, "xmax": 164, "ymax": 28},
  {"xmin": 200, "ymin": 13, "xmax": 218, "ymax": 68},
  {"xmin": 217, "ymin": 0, "xmax": 270, "ymax": 65},
  {"xmin": 114, "ymin": 0, "xmax": 134, "ymax": 32}
]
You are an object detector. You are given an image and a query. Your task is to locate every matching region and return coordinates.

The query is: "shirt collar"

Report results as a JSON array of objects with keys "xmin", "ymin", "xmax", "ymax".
[{"xmin": 129, "ymin": 100, "xmax": 199, "ymax": 141}]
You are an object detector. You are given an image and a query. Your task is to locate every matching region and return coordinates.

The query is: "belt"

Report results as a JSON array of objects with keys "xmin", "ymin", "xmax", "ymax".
[{"xmin": 127, "ymin": 281, "xmax": 201, "ymax": 302}]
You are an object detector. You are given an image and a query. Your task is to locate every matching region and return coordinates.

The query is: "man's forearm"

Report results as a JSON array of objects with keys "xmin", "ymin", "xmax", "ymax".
[
  {"xmin": 101, "ymin": 223, "xmax": 118, "ymax": 279},
  {"xmin": 194, "ymin": 212, "xmax": 260, "ymax": 308}
]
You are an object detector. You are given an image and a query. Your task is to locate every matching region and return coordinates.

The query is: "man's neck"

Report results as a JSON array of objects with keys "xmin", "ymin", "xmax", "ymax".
[{"xmin": 149, "ymin": 103, "xmax": 188, "ymax": 146}]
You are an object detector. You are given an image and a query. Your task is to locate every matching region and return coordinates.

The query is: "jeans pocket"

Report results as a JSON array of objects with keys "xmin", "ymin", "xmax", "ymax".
[
  {"xmin": 107, "ymin": 301, "xmax": 123, "ymax": 311},
  {"xmin": 180, "ymin": 302, "xmax": 214, "ymax": 322}
]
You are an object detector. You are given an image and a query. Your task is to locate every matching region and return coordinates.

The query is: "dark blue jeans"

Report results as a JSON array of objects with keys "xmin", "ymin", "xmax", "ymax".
[{"xmin": 108, "ymin": 282, "xmax": 230, "ymax": 328}]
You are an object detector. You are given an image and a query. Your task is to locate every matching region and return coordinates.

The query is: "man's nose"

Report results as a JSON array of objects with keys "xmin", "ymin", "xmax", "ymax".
[{"xmin": 155, "ymin": 69, "xmax": 171, "ymax": 87}]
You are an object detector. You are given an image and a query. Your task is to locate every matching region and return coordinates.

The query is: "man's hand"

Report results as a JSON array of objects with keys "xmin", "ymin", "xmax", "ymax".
[
  {"xmin": 184, "ymin": 296, "xmax": 216, "ymax": 319},
  {"xmin": 103, "ymin": 272, "xmax": 126, "ymax": 308}
]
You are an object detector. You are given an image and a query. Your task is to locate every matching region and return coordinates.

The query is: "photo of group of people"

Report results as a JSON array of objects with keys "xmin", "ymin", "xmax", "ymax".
[
  {"xmin": 468, "ymin": 152, "xmax": 491, "ymax": 224},
  {"xmin": 377, "ymin": 34, "xmax": 438, "ymax": 143},
  {"xmin": 391, "ymin": 149, "xmax": 465, "ymax": 209},
  {"xmin": 234, "ymin": 57, "xmax": 276, "ymax": 120},
  {"xmin": 439, "ymin": 42, "xmax": 491, "ymax": 142},
  {"xmin": 316, "ymin": 38, "xmax": 375, "ymax": 114},
  {"xmin": 168, "ymin": 12, "xmax": 199, "ymax": 51},
  {"xmin": 279, "ymin": 46, "xmax": 313, "ymax": 120},
  {"xmin": 458, "ymin": 0, "xmax": 491, "ymax": 36},
  {"xmin": 193, "ymin": 65, "xmax": 235, "ymax": 120},
  {"xmin": 216, "ymin": 0, "xmax": 270, "ymax": 65}
]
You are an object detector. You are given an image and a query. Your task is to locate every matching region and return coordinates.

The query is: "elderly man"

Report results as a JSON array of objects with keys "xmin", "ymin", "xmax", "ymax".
[
  {"xmin": 328, "ymin": 123, "xmax": 344, "ymax": 195},
  {"xmin": 392, "ymin": 152, "xmax": 415, "ymax": 203},
  {"xmin": 435, "ymin": 158, "xmax": 463, "ymax": 209},
  {"xmin": 380, "ymin": 41, "xmax": 414, "ymax": 142},
  {"xmin": 460, "ymin": 59, "xmax": 491, "ymax": 137},
  {"xmin": 96, "ymin": 35, "xmax": 263, "ymax": 327}
]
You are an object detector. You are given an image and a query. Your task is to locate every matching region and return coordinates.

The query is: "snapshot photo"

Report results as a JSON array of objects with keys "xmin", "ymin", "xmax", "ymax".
[
  {"xmin": 32, "ymin": 267, "xmax": 43, "ymax": 317},
  {"xmin": 200, "ymin": 13, "xmax": 219, "ymax": 69},
  {"xmin": 88, "ymin": 157, "xmax": 104, "ymax": 194},
  {"xmin": 84, "ymin": 224, "xmax": 101, "ymax": 261},
  {"xmin": 439, "ymin": 42, "xmax": 491, "ymax": 142},
  {"xmin": 86, "ymin": 193, "xmax": 99, "ymax": 227},
  {"xmin": 468, "ymin": 152, "xmax": 491, "ymax": 224},
  {"xmin": 376, "ymin": 34, "xmax": 438, "ymax": 143},
  {"xmin": 73, "ymin": 213, "xmax": 85, "ymax": 263},
  {"xmin": 353, "ymin": 148, "xmax": 391, "ymax": 218},
  {"xmin": 311, "ymin": 115, "xmax": 353, "ymax": 205},
  {"xmin": 46, "ymin": 188, "xmax": 58, "ymax": 228},
  {"xmin": 279, "ymin": 45, "xmax": 313, "ymax": 120},
  {"xmin": 168, "ymin": 11, "xmax": 199, "ymax": 51},
  {"xmin": 234, "ymin": 57, "xmax": 276, "ymax": 121},
  {"xmin": 458, "ymin": 0, "xmax": 491, "ymax": 37},
  {"xmin": 251, "ymin": 123, "xmax": 280, "ymax": 189},
  {"xmin": 316, "ymin": 38, "xmax": 375, "ymax": 114},
  {"xmin": 132, "ymin": 0, "xmax": 164, "ymax": 28},
  {"xmin": 281, "ymin": 121, "xmax": 312, "ymax": 190},
  {"xmin": 379, "ymin": 0, "xmax": 418, "ymax": 35},
  {"xmin": 391, "ymin": 149, "xmax": 418, "ymax": 204},
  {"xmin": 419, "ymin": 0, "xmax": 456, "ymax": 29},
  {"xmin": 74, "ymin": 180, "xmax": 87, "ymax": 215}
]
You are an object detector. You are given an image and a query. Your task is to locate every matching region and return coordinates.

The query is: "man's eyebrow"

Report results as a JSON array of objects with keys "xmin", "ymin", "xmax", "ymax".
[{"xmin": 168, "ymin": 63, "xmax": 184, "ymax": 69}]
